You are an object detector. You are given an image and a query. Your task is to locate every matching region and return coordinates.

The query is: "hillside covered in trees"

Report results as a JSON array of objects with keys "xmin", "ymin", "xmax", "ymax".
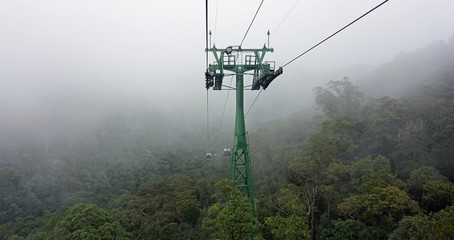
[{"xmin": 1, "ymin": 39, "xmax": 454, "ymax": 239}]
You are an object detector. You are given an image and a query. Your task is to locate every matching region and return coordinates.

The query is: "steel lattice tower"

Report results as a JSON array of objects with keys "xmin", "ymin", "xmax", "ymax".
[{"xmin": 205, "ymin": 45, "xmax": 282, "ymax": 215}]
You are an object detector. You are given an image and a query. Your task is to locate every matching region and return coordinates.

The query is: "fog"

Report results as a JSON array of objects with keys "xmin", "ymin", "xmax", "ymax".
[{"xmin": 1, "ymin": 0, "xmax": 454, "ymax": 148}]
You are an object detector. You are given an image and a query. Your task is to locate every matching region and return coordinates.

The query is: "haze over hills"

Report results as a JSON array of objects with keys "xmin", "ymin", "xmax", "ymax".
[
  {"xmin": 1, "ymin": 36, "xmax": 454, "ymax": 239},
  {"xmin": 249, "ymin": 36, "xmax": 454, "ymax": 122},
  {"xmin": 356, "ymin": 36, "xmax": 454, "ymax": 98},
  {"xmin": 2, "ymin": 36, "xmax": 454, "ymax": 165},
  {"xmin": 1, "ymin": 0, "xmax": 454, "ymax": 238}
]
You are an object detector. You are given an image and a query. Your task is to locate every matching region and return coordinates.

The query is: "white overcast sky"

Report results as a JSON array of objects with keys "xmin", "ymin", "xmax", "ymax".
[{"xmin": 1, "ymin": 0, "xmax": 454, "ymax": 115}]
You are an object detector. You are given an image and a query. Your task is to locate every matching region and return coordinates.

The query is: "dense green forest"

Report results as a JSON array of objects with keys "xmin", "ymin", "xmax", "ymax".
[{"xmin": 1, "ymin": 40, "xmax": 454, "ymax": 239}]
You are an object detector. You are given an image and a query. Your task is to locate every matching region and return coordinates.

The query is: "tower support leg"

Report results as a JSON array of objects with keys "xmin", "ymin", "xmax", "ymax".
[{"xmin": 230, "ymin": 70, "xmax": 255, "ymax": 215}]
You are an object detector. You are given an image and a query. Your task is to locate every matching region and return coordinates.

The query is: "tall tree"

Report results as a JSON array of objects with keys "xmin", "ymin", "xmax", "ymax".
[
  {"xmin": 313, "ymin": 77, "xmax": 363, "ymax": 121},
  {"xmin": 390, "ymin": 206, "xmax": 454, "ymax": 240},
  {"xmin": 202, "ymin": 180, "xmax": 259, "ymax": 240},
  {"xmin": 264, "ymin": 186, "xmax": 310, "ymax": 240},
  {"xmin": 48, "ymin": 203, "xmax": 130, "ymax": 240},
  {"xmin": 338, "ymin": 186, "xmax": 420, "ymax": 236}
]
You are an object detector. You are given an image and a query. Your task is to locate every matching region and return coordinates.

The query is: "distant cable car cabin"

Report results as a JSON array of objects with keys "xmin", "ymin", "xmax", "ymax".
[{"xmin": 223, "ymin": 148, "xmax": 231, "ymax": 156}]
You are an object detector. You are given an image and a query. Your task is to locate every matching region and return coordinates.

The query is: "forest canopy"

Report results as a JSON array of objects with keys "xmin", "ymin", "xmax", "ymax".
[{"xmin": 1, "ymin": 39, "xmax": 454, "ymax": 239}]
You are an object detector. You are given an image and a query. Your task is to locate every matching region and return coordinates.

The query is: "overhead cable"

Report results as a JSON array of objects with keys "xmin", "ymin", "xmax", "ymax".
[
  {"xmin": 272, "ymin": 0, "xmax": 301, "ymax": 35},
  {"xmin": 240, "ymin": 0, "xmax": 265, "ymax": 46},
  {"xmin": 205, "ymin": 0, "xmax": 209, "ymax": 69},
  {"xmin": 214, "ymin": 0, "xmax": 220, "ymax": 43},
  {"xmin": 205, "ymin": 0, "xmax": 211, "ymax": 146},
  {"xmin": 212, "ymin": 75, "xmax": 235, "ymax": 148},
  {"xmin": 282, "ymin": 0, "xmax": 389, "ymax": 68},
  {"xmin": 245, "ymin": 89, "xmax": 263, "ymax": 117}
]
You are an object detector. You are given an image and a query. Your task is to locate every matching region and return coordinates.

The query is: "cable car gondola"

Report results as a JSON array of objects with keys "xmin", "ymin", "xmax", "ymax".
[{"xmin": 223, "ymin": 148, "xmax": 231, "ymax": 156}]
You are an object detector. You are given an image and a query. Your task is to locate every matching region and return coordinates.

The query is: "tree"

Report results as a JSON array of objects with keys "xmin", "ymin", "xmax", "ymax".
[
  {"xmin": 349, "ymin": 155, "xmax": 404, "ymax": 193},
  {"xmin": 320, "ymin": 219, "xmax": 377, "ymax": 240},
  {"xmin": 407, "ymin": 166, "xmax": 446, "ymax": 200},
  {"xmin": 48, "ymin": 203, "xmax": 130, "ymax": 240},
  {"xmin": 406, "ymin": 166, "xmax": 454, "ymax": 212},
  {"xmin": 339, "ymin": 186, "xmax": 420, "ymax": 221},
  {"xmin": 393, "ymin": 118, "xmax": 430, "ymax": 176},
  {"xmin": 432, "ymin": 99, "xmax": 454, "ymax": 179},
  {"xmin": 0, "ymin": 167, "xmax": 20, "ymax": 189},
  {"xmin": 122, "ymin": 175, "xmax": 206, "ymax": 239},
  {"xmin": 360, "ymin": 97, "xmax": 409, "ymax": 158},
  {"xmin": 202, "ymin": 179, "xmax": 259, "ymax": 240},
  {"xmin": 421, "ymin": 179, "xmax": 454, "ymax": 212},
  {"xmin": 338, "ymin": 186, "xmax": 420, "ymax": 234},
  {"xmin": 404, "ymin": 75, "xmax": 454, "ymax": 179},
  {"xmin": 433, "ymin": 205, "xmax": 454, "ymax": 239},
  {"xmin": 288, "ymin": 118, "xmax": 356, "ymax": 240},
  {"xmin": 264, "ymin": 186, "xmax": 310, "ymax": 240},
  {"xmin": 313, "ymin": 77, "xmax": 363, "ymax": 121},
  {"xmin": 390, "ymin": 206, "xmax": 454, "ymax": 240},
  {"xmin": 388, "ymin": 214, "xmax": 431, "ymax": 240},
  {"xmin": 288, "ymin": 158, "xmax": 323, "ymax": 240}
]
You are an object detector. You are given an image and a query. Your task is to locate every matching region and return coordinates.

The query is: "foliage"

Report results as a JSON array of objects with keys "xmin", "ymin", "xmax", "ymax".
[
  {"xmin": 349, "ymin": 155, "xmax": 403, "ymax": 193},
  {"xmin": 264, "ymin": 186, "xmax": 310, "ymax": 240},
  {"xmin": 421, "ymin": 179, "xmax": 454, "ymax": 212},
  {"xmin": 390, "ymin": 206, "xmax": 454, "ymax": 240},
  {"xmin": 48, "ymin": 203, "xmax": 130, "ymax": 240},
  {"xmin": 202, "ymin": 179, "xmax": 259, "ymax": 240},
  {"xmin": 1, "ymin": 46, "xmax": 454, "ymax": 239},
  {"xmin": 313, "ymin": 77, "xmax": 363, "ymax": 121},
  {"xmin": 320, "ymin": 219, "xmax": 377, "ymax": 240},
  {"xmin": 119, "ymin": 175, "xmax": 212, "ymax": 239},
  {"xmin": 339, "ymin": 186, "xmax": 420, "ymax": 224},
  {"xmin": 407, "ymin": 166, "xmax": 447, "ymax": 199}
]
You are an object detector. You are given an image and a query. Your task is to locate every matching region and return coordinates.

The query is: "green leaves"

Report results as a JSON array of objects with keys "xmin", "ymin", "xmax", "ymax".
[
  {"xmin": 313, "ymin": 77, "xmax": 363, "ymax": 121},
  {"xmin": 405, "ymin": 166, "xmax": 454, "ymax": 212},
  {"xmin": 265, "ymin": 215, "xmax": 309, "ymax": 240},
  {"xmin": 202, "ymin": 180, "xmax": 259, "ymax": 240},
  {"xmin": 421, "ymin": 179, "xmax": 454, "ymax": 212},
  {"xmin": 390, "ymin": 206, "xmax": 454, "ymax": 240},
  {"xmin": 121, "ymin": 175, "xmax": 212, "ymax": 239},
  {"xmin": 320, "ymin": 219, "xmax": 376, "ymax": 240},
  {"xmin": 0, "ymin": 167, "xmax": 20, "ymax": 189},
  {"xmin": 264, "ymin": 186, "xmax": 309, "ymax": 240},
  {"xmin": 48, "ymin": 203, "xmax": 130, "ymax": 240},
  {"xmin": 339, "ymin": 186, "xmax": 420, "ymax": 226},
  {"xmin": 349, "ymin": 155, "xmax": 403, "ymax": 193}
]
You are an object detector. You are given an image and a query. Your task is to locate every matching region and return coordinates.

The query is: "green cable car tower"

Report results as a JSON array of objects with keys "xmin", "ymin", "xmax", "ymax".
[{"xmin": 205, "ymin": 44, "xmax": 283, "ymax": 214}]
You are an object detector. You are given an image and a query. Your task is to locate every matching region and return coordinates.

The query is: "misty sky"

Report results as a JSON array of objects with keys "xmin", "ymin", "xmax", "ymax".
[{"xmin": 1, "ymin": 0, "xmax": 454, "ymax": 121}]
